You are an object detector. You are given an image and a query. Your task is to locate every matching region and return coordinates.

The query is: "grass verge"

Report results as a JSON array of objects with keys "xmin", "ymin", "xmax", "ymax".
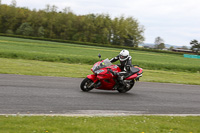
[
  {"xmin": 0, "ymin": 58, "xmax": 200, "ymax": 85},
  {"xmin": 1, "ymin": 115, "xmax": 200, "ymax": 133},
  {"xmin": 0, "ymin": 36, "xmax": 200, "ymax": 73}
]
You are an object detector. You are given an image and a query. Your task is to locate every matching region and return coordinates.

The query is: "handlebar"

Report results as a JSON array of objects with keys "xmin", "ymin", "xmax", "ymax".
[{"xmin": 107, "ymin": 68, "xmax": 118, "ymax": 76}]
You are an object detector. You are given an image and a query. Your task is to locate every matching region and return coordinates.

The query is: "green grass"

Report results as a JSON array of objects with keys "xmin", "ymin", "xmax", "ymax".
[
  {"xmin": 0, "ymin": 36, "xmax": 200, "ymax": 85},
  {"xmin": 0, "ymin": 36, "xmax": 200, "ymax": 132},
  {"xmin": 0, "ymin": 36, "xmax": 200, "ymax": 72},
  {"xmin": 0, "ymin": 115, "xmax": 200, "ymax": 133},
  {"xmin": 0, "ymin": 58, "xmax": 90, "ymax": 78},
  {"xmin": 1, "ymin": 58, "xmax": 200, "ymax": 85}
]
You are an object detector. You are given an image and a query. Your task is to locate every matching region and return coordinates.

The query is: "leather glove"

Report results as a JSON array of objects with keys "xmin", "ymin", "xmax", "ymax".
[{"xmin": 108, "ymin": 69, "xmax": 118, "ymax": 76}]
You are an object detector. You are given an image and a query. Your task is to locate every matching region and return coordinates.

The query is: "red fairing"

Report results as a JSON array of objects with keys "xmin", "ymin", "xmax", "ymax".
[
  {"xmin": 87, "ymin": 74, "xmax": 98, "ymax": 83},
  {"xmin": 107, "ymin": 65, "xmax": 121, "ymax": 73},
  {"xmin": 94, "ymin": 68, "xmax": 117, "ymax": 90},
  {"xmin": 96, "ymin": 77, "xmax": 116, "ymax": 90}
]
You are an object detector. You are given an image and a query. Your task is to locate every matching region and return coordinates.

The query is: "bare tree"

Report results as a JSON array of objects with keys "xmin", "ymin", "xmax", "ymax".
[
  {"xmin": 155, "ymin": 36, "xmax": 164, "ymax": 45},
  {"xmin": 154, "ymin": 36, "xmax": 165, "ymax": 49}
]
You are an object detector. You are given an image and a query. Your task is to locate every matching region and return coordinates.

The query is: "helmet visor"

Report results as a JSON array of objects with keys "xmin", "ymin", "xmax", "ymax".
[{"xmin": 120, "ymin": 55, "xmax": 128, "ymax": 59}]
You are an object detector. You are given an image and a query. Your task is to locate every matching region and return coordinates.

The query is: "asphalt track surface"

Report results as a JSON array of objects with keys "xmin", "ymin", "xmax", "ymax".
[{"xmin": 0, "ymin": 74, "xmax": 200, "ymax": 116}]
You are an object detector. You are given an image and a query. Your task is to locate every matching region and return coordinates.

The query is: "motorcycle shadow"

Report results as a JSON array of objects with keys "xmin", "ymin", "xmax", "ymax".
[{"xmin": 81, "ymin": 90, "xmax": 137, "ymax": 96}]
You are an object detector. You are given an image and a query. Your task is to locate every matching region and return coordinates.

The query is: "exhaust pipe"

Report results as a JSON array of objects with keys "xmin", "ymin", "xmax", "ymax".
[{"xmin": 135, "ymin": 74, "xmax": 142, "ymax": 81}]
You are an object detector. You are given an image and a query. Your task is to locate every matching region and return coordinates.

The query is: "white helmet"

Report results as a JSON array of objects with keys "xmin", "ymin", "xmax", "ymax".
[{"xmin": 119, "ymin": 49, "xmax": 129, "ymax": 61}]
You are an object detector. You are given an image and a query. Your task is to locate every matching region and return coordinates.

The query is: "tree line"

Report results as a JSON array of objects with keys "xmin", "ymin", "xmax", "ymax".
[{"xmin": 0, "ymin": 2, "xmax": 145, "ymax": 47}]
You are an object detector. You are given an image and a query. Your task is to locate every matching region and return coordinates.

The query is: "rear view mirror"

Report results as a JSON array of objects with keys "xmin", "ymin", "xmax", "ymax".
[
  {"xmin": 98, "ymin": 54, "xmax": 102, "ymax": 61},
  {"xmin": 98, "ymin": 54, "xmax": 101, "ymax": 58}
]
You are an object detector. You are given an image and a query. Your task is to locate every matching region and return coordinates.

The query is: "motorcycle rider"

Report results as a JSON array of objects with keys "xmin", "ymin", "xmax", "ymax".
[{"xmin": 109, "ymin": 49, "xmax": 134, "ymax": 83}]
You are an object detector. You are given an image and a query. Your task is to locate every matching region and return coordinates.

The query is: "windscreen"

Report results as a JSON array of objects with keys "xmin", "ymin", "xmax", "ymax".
[{"xmin": 92, "ymin": 58, "xmax": 112, "ymax": 71}]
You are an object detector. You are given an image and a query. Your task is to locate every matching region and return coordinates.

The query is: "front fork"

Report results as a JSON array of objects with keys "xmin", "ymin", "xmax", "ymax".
[{"xmin": 87, "ymin": 74, "xmax": 99, "ymax": 88}]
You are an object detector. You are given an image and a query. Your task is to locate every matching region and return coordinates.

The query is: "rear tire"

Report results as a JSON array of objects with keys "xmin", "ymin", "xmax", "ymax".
[
  {"xmin": 80, "ymin": 78, "xmax": 94, "ymax": 92},
  {"xmin": 117, "ymin": 80, "xmax": 135, "ymax": 93}
]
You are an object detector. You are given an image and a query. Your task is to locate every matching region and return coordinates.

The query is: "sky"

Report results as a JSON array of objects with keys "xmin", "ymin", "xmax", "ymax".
[{"xmin": 2, "ymin": 0, "xmax": 200, "ymax": 46}]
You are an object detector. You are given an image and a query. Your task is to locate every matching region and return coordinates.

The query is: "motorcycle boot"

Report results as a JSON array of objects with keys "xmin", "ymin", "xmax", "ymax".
[
  {"xmin": 108, "ymin": 69, "xmax": 126, "ymax": 88},
  {"xmin": 118, "ymin": 75, "xmax": 125, "ymax": 85}
]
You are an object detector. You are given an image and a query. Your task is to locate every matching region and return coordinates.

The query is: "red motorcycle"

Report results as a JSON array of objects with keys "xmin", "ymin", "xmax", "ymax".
[{"xmin": 80, "ymin": 54, "xmax": 143, "ymax": 93}]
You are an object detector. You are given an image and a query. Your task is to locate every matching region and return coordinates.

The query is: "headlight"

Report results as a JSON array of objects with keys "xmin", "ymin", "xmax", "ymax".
[{"xmin": 95, "ymin": 70, "xmax": 104, "ymax": 74}]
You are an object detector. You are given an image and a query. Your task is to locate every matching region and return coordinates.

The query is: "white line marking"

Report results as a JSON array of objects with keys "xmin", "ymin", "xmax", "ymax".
[{"xmin": 1, "ymin": 110, "xmax": 200, "ymax": 116}]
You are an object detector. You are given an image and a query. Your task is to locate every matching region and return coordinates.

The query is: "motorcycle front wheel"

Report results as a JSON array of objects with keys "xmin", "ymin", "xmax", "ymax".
[{"xmin": 80, "ymin": 78, "xmax": 94, "ymax": 92}]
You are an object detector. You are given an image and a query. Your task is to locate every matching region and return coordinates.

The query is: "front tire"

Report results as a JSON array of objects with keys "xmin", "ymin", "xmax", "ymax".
[{"xmin": 80, "ymin": 78, "xmax": 94, "ymax": 92}]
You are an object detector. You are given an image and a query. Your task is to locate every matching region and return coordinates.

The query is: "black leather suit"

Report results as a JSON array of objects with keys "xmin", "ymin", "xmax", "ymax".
[{"xmin": 110, "ymin": 55, "xmax": 134, "ymax": 79}]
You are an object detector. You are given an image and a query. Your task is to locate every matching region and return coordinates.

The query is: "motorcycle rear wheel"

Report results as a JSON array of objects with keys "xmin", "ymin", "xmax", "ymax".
[
  {"xmin": 117, "ymin": 80, "xmax": 135, "ymax": 93},
  {"xmin": 80, "ymin": 78, "xmax": 94, "ymax": 92}
]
